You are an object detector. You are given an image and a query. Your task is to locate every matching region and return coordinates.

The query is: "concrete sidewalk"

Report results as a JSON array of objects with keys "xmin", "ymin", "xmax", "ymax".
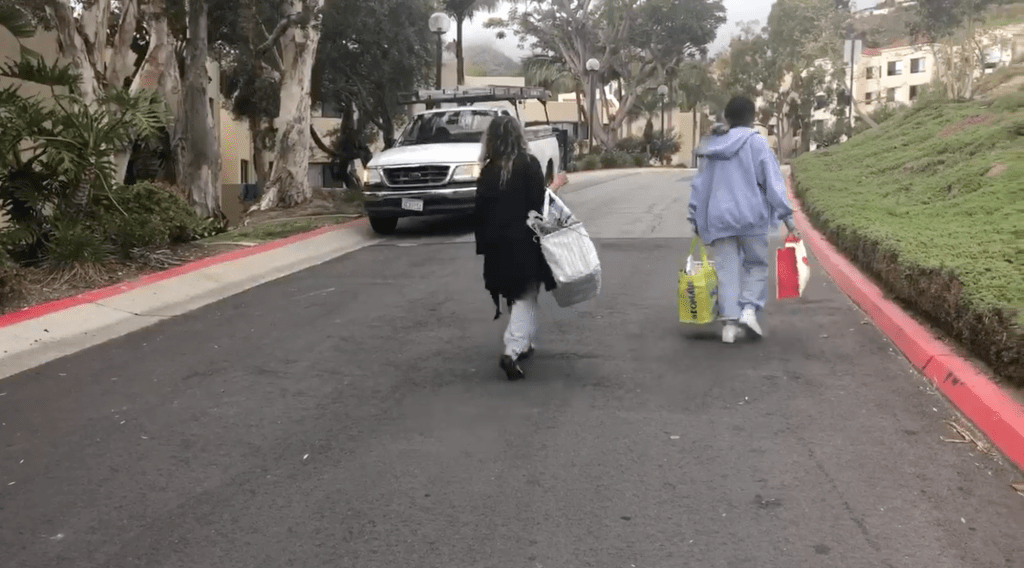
[{"xmin": 0, "ymin": 220, "xmax": 379, "ymax": 380}]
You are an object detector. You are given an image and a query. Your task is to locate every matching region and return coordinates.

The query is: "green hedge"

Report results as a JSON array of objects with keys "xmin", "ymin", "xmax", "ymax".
[{"xmin": 792, "ymin": 94, "xmax": 1024, "ymax": 386}]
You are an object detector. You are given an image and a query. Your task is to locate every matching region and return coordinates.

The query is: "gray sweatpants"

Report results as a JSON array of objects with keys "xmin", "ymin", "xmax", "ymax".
[
  {"xmin": 709, "ymin": 235, "xmax": 770, "ymax": 321},
  {"xmin": 504, "ymin": 282, "xmax": 540, "ymax": 358}
]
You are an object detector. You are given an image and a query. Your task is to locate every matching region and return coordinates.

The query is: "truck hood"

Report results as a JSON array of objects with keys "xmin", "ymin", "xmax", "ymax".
[{"xmin": 368, "ymin": 143, "xmax": 481, "ymax": 168}]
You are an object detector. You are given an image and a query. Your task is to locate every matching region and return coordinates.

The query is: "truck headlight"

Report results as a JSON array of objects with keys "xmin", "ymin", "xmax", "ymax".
[
  {"xmin": 362, "ymin": 167, "xmax": 383, "ymax": 185},
  {"xmin": 451, "ymin": 163, "xmax": 481, "ymax": 183}
]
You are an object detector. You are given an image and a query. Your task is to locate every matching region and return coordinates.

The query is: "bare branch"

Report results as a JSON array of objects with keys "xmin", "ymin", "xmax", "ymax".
[
  {"xmin": 309, "ymin": 124, "xmax": 338, "ymax": 158},
  {"xmin": 255, "ymin": 12, "xmax": 302, "ymax": 57},
  {"xmin": 252, "ymin": 0, "xmax": 285, "ymax": 71}
]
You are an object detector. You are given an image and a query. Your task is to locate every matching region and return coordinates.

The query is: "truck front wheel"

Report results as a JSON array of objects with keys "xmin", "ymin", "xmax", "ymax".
[{"xmin": 369, "ymin": 216, "xmax": 399, "ymax": 235}]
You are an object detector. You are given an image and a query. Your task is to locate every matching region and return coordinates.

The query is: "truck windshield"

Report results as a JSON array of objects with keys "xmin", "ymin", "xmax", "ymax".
[{"xmin": 397, "ymin": 110, "xmax": 496, "ymax": 146}]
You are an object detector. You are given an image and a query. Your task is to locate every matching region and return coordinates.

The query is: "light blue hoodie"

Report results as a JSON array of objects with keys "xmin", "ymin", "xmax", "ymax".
[{"xmin": 687, "ymin": 125, "xmax": 794, "ymax": 243}]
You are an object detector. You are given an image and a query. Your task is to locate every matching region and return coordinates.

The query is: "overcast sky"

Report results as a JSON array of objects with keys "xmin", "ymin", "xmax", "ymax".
[{"xmin": 458, "ymin": 0, "xmax": 784, "ymax": 59}]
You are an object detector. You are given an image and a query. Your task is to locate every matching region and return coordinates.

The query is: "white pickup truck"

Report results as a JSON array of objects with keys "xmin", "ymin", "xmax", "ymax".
[{"xmin": 361, "ymin": 87, "xmax": 564, "ymax": 235}]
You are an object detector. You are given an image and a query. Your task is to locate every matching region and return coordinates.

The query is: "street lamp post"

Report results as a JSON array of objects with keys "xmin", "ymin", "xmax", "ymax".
[
  {"xmin": 586, "ymin": 58, "xmax": 600, "ymax": 152},
  {"xmin": 429, "ymin": 13, "xmax": 451, "ymax": 91}
]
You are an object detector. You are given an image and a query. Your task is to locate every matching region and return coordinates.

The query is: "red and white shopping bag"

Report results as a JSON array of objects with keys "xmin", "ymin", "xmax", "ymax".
[{"xmin": 776, "ymin": 235, "xmax": 810, "ymax": 299}]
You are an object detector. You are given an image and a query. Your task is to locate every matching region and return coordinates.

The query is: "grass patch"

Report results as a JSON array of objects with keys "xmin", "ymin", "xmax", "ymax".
[
  {"xmin": 977, "ymin": 66, "xmax": 1024, "ymax": 97},
  {"xmin": 201, "ymin": 215, "xmax": 357, "ymax": 245},
  {"xmin": 983, "ymin": 2, "xmax": 1024, "ymax": 28},
  {"xmin": 793, "ymin": 94, "xmax": 1024, "ymax": 387}
]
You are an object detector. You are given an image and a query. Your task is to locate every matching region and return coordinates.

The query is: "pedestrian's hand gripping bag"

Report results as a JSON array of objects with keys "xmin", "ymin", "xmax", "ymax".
[
  {"xmin": 678, "ymin": 239, "xmax": 719, "ymax": 325},
  {"xmin": 776, "ymin": 235, "xmax": 810, "ymax": 299}
]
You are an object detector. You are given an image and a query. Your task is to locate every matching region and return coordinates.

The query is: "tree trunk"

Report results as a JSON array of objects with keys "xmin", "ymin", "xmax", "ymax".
[
  {"xmin": 599, "ymin": 86, "xmax": 615, "ymax": 144},
  {"xmin": 182, "ymin": 0, "xmax": 222, "ymax": 219},
  {"xmin": 382, "ymin": 109, "xmax": 396, "ymax": 149},
  {"xmin": 120, "ymin": 2, "xmax": 183, "ymax": 185},
  {"xmin": 456, "ymin": 15, "xmax": 465, "ymax": 86},
  {"xmin": 965, "ymin": 16, "xmax": 976, "ymax": 100},
  {"xmin": 691, "ymin": 108, "xmax": 697, "ymax": 167},
  {"xmin": 49, "ymin": 1, "xmax": 103, "ymax": 105},
  {"xmin": 258, "ymin": 0, "xmax": 323, "ymax": 210},
  {"xmin": 574, "ymin": 88, "xmax": 585, "ymax": 141},
  {"xmin": 250, "ymin": 117, "xmax": 271, "ymax": 191}
]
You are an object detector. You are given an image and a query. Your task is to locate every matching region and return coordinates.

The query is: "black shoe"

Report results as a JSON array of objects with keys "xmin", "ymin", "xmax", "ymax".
[{"xmin": 500, "ymin": 355, "xmax": 525, "ymax": 381}]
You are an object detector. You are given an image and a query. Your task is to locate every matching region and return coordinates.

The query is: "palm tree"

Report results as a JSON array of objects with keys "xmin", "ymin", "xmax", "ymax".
[
  {"xmin": 522, "ymin": 55, "xmax": 577, "ymax": 122},
  {"xmin": 443, "ymin": 0, "xmax": 503, "ymax": 85}
]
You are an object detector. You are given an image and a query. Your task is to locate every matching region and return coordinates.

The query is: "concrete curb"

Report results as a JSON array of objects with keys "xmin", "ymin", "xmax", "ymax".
[
  {"xmin": 786, "ymin": 176, "xmax": 1024, "ymax": 472},
  {"xmin": 0, "ymin": 217, "xmax": 376, "ymax": 380},
  {"xmin": 0, "ymin": 217, "xmax": 368, "ymax": 329}
]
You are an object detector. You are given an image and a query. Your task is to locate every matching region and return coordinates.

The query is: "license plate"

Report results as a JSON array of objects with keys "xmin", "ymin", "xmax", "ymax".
[{"xmin": 401, "ymin": 198, "xmax": 424, "ymax": 212}]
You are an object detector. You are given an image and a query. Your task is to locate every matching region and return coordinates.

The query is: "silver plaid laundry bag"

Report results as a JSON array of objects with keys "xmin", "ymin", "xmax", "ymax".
[{"xmin": 527, "ymin": 189, "xmax": 602, "ymax": 307}]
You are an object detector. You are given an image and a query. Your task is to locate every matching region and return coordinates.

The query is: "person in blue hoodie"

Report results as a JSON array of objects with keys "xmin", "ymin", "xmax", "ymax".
[{"xmin": 687, "ymin": 96, "xmax": 800, "ymax": 344}]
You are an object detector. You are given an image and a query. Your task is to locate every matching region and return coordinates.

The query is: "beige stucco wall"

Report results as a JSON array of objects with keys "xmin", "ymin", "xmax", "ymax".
[
  {"xmin": 219, "ymin": 112, "xmax": 254, "ymax": 185},
  {"xmin": 0, "ymin": 28, "xmax": 67, "ymax": 102}
]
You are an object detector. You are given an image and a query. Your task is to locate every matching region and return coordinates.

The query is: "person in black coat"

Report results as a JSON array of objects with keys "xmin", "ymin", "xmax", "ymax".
[{"xmin": 474, "ymin": 115, "xmax": 557, "ymax": 381}]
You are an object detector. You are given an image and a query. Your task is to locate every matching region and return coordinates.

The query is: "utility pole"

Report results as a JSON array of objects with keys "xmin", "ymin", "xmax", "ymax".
[
  {"xmin": 844, "ymin": 30, "xmax": 861, "ymax": 135},
  {"xmin": 848, "ymin": 38, "xmax": 855, "ymax": 128}
]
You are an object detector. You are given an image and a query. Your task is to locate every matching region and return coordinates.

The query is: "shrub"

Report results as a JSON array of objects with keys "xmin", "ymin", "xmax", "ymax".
[
  {"xmin": 0, "ymin": 248, "xmax": 23, "ymax": 307},
  {"xmin": 791, "ymin": 98, "xmax": 1024, "ymax": 386},
  {"xmin": 993, "ymin": 92, "xmax": 1024, "ymax": 113},
  {"xmin": 577, "ymin": 155, "xmax": 601, "ymax": 171},
  {"xmin": 43, "ymin": 216, "xmax": 112, "ymax": 270},
  {"xmin": 599, "ymin": 150, "xmax": 629, "ymax": 169},
  {"xmin": 632, "ymin": 153, "xmax": 648, "ymax": 167},
  {"xmin": 93, "ymin": 182, "xmax": 222, "ymax": 255},
  {"xmin": 614, "ymin": 136, "xmax": 647, "ymax": 154}
]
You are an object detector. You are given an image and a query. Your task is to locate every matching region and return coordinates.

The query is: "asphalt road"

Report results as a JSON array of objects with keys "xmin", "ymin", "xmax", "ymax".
[{"xmin": 2, "ymin": 170, "xmax": 1023, "ymax": 568}]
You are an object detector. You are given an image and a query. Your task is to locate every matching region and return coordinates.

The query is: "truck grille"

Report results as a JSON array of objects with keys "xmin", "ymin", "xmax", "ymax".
[{"xmin": 383, "ymin": 165, "xmax": 451, "ymax": 187}]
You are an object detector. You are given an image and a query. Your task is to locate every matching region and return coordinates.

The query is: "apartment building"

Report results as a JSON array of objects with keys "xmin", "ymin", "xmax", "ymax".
[
  {"xmin": 802, "ymin": 22, "xmax": 1021, "ymax": 151},
  {"xmin": 858, "ymin": 39, "xmax": 937, "ymax": 109}
]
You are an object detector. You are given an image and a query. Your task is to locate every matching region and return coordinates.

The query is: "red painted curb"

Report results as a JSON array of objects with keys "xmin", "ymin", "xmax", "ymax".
[
  {"xmin": 0, "ymin": 217, "xmax": 368, "ymax": 329},
  {"xmin": 786, "ymin": 176, "xmax": 1024, "ymax": 471}
]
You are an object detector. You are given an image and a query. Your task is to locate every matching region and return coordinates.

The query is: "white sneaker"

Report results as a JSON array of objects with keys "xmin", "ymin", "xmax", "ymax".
[
  {"xmin": 722, "ymin": 322, "xmax": 741, "ymax": 344},
  {"xmin": 740, "ymin": 306, "xmax": 763, "ymax": 337}
]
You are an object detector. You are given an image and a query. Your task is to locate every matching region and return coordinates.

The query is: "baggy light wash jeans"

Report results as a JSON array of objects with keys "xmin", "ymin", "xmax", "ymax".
[
  {"xmin": 709, "ymin": 235, "xmax": 770, "ymax": 321},
  {"xmin": 504, "ymin": 282, "xmax": 540, "ymax": 358}
]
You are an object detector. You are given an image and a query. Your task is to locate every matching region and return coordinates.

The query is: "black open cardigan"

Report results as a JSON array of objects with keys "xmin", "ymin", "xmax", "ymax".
[{"xmin": 474, "ymin": 153, "xmax": 557, "ymax": 318}]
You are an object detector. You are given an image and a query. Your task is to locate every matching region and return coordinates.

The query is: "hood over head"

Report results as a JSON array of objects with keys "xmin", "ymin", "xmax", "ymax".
[{"xmin": 696, "ymin": 126, "xmax": 759, "ymax": 160}]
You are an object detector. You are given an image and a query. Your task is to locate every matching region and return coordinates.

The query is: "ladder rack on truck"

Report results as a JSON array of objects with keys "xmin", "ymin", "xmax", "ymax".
[{"xmin": 397, "ymin": 86, "xmax": 551, "ymax": 107}]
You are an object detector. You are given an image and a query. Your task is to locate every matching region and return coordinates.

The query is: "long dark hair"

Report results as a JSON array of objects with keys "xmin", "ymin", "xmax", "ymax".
[{"xmin": 479, "ymin": 114, "xmax": 529, "ymax": 188}]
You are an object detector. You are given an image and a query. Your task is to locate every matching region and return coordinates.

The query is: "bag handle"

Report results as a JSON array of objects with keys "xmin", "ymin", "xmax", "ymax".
[
  {"xmin": 542, "ymin": 188, "xmax": 553, "ymax": 218},
  {"xmin": 687, "ymin": 237, "xmax": 711, "ymax": 266}
]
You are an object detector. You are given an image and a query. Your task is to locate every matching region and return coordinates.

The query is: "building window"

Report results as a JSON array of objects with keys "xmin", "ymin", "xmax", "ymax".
[
  {"xmin": 911, "ymin": 57, "xmax": 926, "ymax": 74},
  {"xmin": 241, "ymin": 160, "xmax": 250, "ymax": 184},
  {"xmin": 865, "ymin": 91, "xmax": 876, "ymax": 103},
  {"xmin": 887, "ymin": 60, "xmax": 903, "ymax": 76},
  {"xmin": 887, "ymin": 87, "xmax": 898, "ymax": 102},
  {"xmin": 909, "ymin": 85, "xmax": 920, "ymax": 100},
  {"xmin": 866, "ymin": 66, "xmax": 876, "ymax": 79}
]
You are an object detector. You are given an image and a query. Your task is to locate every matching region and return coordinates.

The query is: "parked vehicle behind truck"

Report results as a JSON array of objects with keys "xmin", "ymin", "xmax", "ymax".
[{"xmin": 361, "ymin": 87, "xmax": 563, "ymax": 235}]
